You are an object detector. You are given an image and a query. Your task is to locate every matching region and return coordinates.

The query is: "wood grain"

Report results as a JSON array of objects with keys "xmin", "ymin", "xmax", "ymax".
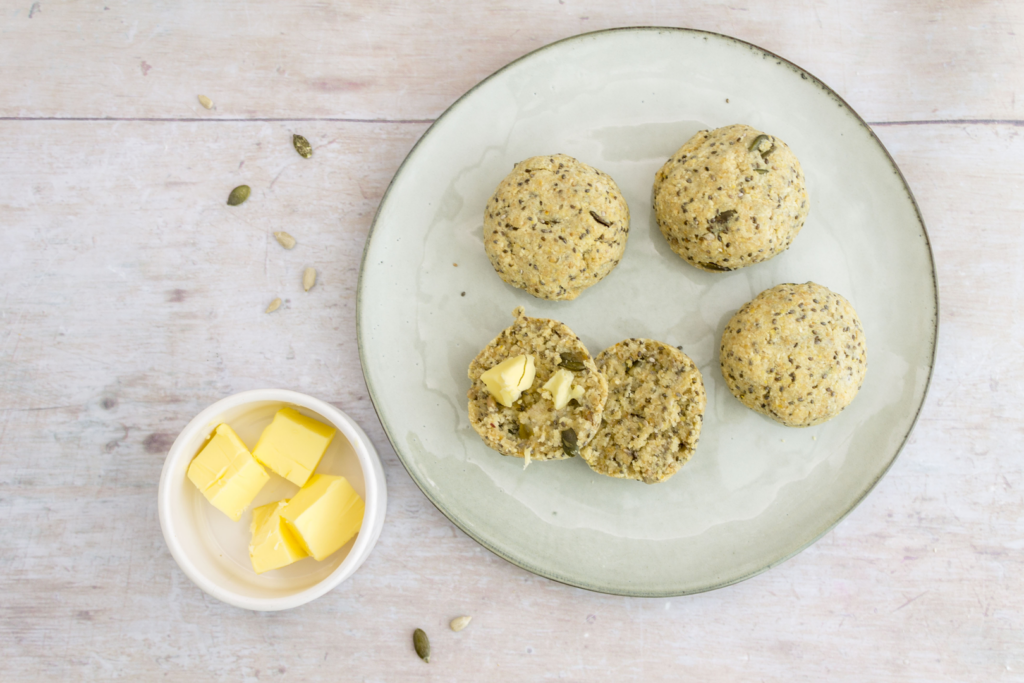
[
  {"xmin": 1, "ymin": 1, "xmax": 1022, "ymax": 123},
  {"xmin": 1, "ymin": 1, "xmax": 1022, "ymax": 681}
]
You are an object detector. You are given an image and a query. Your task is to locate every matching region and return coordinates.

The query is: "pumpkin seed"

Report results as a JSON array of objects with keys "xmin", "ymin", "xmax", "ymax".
[
  {"xmin": 413, "ymin": 628, "xmax": 430, "ymax": 663},
  {"xmin": 227, "ymin": 185, "xmax": 250, "ymax": 206},
  {"xmin": 561, "ymin": 428, "xmax": 580, "ymax": 458},
  {"xmin": 265, "ymin": 297, "xmax": 282, "ymax": 313},
  {"xmin": 710, "ymin": 209, "xmax": 737, "ymax": 225},
  {"xmin": 589, "ymin": 209, "xmax": 611, "ymax": 227},
  {"xmin": 197, "ymin": 95, "xmax": 213, "ymax": 109},
  {"xmin": 558, "ymin": 352, "xmax": 586, "ymax": 372},
  {"xmin": 274, "ymin": 231, "xmax": 296, "ymax": 249},
  {"xmin": 293, "ymin": 134, "xmax": 312, "ymax": 159},
  {"xmin": 450, "ymin": 616, "xmax": 472, "ymax": 632},
  {"xmin": 302, "ymin": 267, "xmax": 317, "ymax": 292},
  {"xmin": 748, "ymin": 134, "xmax": 776, "ymax": 161}
]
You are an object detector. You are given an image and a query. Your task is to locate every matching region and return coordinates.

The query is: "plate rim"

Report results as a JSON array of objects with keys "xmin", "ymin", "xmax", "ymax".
[{"xmin": 356, "ymin": 26, "xmax": 940, "ymax": 597}]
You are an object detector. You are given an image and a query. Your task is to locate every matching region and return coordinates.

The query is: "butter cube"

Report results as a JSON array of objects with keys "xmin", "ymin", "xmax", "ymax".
[
  {"xmin": 280, "ymin": 474, "xmax": 365, "ymax": 561},
  {"xmin": 249, "ymin": 499, "xmax": 309, "ymax": 574},
  {"xmin": 541, "ymin": 368, "xmax": 585, "ymax": 410},
  {"xmin": 480, "ymin": 354, "xmax": 536, "ymax": 407},
  {"xmin": 187, "ymin": 424, "xmax": 269, "ymax": 522},
  {"xmin": 252, "ymin": 407, "xmax": 336, "ymax": 487}
]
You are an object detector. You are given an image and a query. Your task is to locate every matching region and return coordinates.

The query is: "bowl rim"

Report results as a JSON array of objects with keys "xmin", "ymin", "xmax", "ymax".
[{"xmin": 157, "ymin": 389, "xmax": 387, "ymax": 611}]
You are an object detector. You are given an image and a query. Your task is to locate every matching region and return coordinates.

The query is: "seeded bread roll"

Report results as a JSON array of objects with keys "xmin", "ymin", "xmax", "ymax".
[
  {"xmin": 653, "ymin": 124, "xmax": 808, "ymax": 271},
  {"xmin": 483, "ymin": 154, "xmax": 630, "ymax": 300},
  {"xmin": 581, "ymin": 339, "xmax": 706, "ymax": 484},
  {"xmin": 468, "ymin": 307, "xmax": 608, "ymax": 462},
  {"xmin": 720, "ymin": 282, "xmax": 867, "ymax": 427}
]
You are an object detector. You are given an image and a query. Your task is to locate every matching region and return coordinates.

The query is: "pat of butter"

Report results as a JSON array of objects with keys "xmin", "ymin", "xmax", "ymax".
[
  {"xmin": 280, "ymin": 474, "xmax": 365, "ymax": 562},
  {"xmin": 252, "ymin": 407, "xmax": 336, "ymax": 487},
  {"xmin": 542, "ymin": 369, "xmax": 585, "ymax": 410},
  {"xmin": 249, "ymin": 499, "xmax": 309, "ymax": 574},
  {"xmin": 186, "ymin": 424, "xmax": 269, "ymax": 522},
  {"xmin": 480, "ymin": 354, "xmax": 536, "ymax": 407}
]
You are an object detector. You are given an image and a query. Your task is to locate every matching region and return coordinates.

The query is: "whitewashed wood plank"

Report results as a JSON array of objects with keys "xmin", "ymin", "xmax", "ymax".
[
  {"xmin": 0, "ymin": 1, "xmax": 1021, "ymax": 123},
  {"xmin": 0, "ymin": 115, "xmax": 1022, "ymax": 680}
]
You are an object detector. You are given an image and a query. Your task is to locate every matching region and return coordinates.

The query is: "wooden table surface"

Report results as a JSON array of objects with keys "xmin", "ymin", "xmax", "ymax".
[{"xmin": 2, "ymin": 2, "xmax": 1021, "ymax": 680}]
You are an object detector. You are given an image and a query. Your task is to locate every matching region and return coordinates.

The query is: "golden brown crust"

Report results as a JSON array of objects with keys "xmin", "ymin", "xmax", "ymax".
[
  {"xmin": 653, "ymin": 124, "xmax": 808, "ymax": 271},
  {"xmin": 484, "ymin": 154, "xmax": 630, "ymax": 300},
  {"xmin": 720, "ymin": 282, "xmax": 867, "ymax": 427}
]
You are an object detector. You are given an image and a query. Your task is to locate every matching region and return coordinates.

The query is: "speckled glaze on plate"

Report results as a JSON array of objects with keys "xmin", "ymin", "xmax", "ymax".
[{"xmin": 357, "ymin": 27, "xmax": 937, "ymax": 596}]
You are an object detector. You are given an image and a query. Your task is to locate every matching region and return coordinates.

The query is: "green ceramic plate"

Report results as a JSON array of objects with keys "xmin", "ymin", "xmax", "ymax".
[{"xmin": 357, "ymin": 28, "xmax": 937, "ymax": 596}]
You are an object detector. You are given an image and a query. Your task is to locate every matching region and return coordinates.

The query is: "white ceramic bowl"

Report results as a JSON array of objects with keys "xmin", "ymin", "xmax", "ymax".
[{"xmin": 158, "ymin": 389, "xmax": 387, "ymax": 611}]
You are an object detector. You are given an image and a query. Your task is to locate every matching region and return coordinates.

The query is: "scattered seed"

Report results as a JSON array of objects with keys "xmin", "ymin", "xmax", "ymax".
[
  {"xmin": 265, "ymin": 297, "xmax": 282, "ymax": 313},
  {"xmin": 227, "ymin": 185, "xmax": 250, "ymax": 206},
  {"xmin": 292, "ymin": 134, "xmax": 312, "ymax": 159},
  {"xmin": 302, "ymin": 267, "xmax": 317, "ymax": 292},
  {"xmin": 274, "ymin": 231, "xmax": 297, "ymax": 249},
  {"xmin": 748, "ymin": 134, "xmax": 776, "ymax": 160},
  {"xmin": 413, "ymin": 628, "xmax": 430, "ymax": 663},
  {"xmin": 450, "ymin": 616, "xmax": 472, "ymax": 632},
  {"xmin": 197, "ymin": 95, "xmax": 213, "ymax": 109},
  {"xmin": 558, "ymin": 352, "xmax": 586, "ymax": 372},
  {"xmin": 561, "ymin": 428, "xmax": 580, "ymax": 458},
  {"xmin": 710, "ymin": 209, "xmax": 737, "ymax": 226},
  {"xmin": 589, "ymin": 209, "xmax": 611, "ymax": 226},
  {"xmin": 749, "ymin": 134, "xmax": 770, "ymax": 152}
]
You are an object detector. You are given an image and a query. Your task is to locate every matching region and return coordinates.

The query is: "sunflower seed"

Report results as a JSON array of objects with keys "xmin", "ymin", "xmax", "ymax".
[
  {"xmin": 265, "ymin": 298, "xmax": 282, "ymax": 313},
  {"xmin": 197, "ymin": 95, "xmax": 213, "ymax": 109},
  {"xmin": 293, "ymin": 134, "xmax": 312, "ymax": 158},
  {"xmin": 227, "ymin": 185, "xmax": 250, "ymax": 206},
  {"xmin": 450, "ymin": 616, "xmax": 472, "ymax": 632},
  {"xmin": 273, "ymin": 231, "xmax": 296, "ymax": 249},
  {"xmin": 413, "ymin": 628, "xmax": 430, "ymax": 663},
  {"xmin": 302, "ymin": 267, "xmax": 317, "ymax": 292}
]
